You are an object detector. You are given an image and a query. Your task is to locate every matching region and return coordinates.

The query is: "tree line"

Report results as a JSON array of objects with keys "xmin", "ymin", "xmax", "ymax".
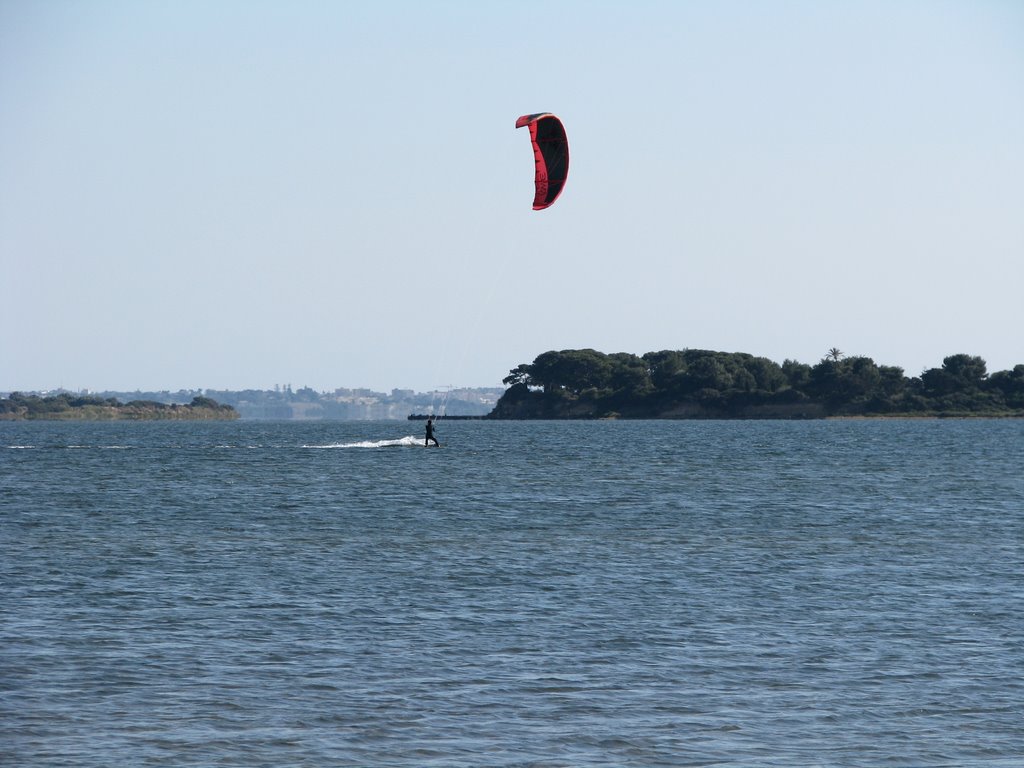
[
  {"xmin": 491, "ymin": 348, "xmax": 1024, "ymax": 419},
  {"xmin": 0, "ymin": 393, "xmax": 238, "ymax": 420}
]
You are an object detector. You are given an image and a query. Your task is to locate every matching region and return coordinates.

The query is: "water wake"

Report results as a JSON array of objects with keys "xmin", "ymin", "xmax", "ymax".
[{"xmin": 304, "ymin": 435, "xmax": 425, "ymax": 449}]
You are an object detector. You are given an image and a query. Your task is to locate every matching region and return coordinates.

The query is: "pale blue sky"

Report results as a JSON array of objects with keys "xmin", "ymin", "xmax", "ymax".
[{"xmin": 2, "ymin": 0, "xmax": 1022, "ymax": 392}]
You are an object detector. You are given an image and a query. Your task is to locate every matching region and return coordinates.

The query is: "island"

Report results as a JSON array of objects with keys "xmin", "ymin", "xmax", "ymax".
[
  {"xmin": 0, "ymin": 393, "xmax": 239, "ymax": 421},
  {"xmin": 488, "ymin": 349, "xmax": 1024, "ymax": 419}
]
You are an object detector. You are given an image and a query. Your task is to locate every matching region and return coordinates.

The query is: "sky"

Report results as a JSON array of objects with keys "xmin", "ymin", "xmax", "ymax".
[{"xmin": 2, "ymin": 0, "xmax": 1022, "ymax": 393}]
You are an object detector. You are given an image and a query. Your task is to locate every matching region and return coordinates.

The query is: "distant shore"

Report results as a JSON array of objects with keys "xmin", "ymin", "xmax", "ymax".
[
  {"xmin": 0, "ymin": 394, "xmax": 238, "ymax": 421},
  {"xmin": 407, "ymin": 414, "xmax": 486, "ymax": 421},
  {"xmin": 489, "ymin": 348, "xmax": 1024, "ymax": 420}
]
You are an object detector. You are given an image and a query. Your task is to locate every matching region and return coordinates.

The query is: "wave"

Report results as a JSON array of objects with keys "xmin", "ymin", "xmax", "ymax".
[
  {"xmin": 304, "ymin": 435, "xmax": 427, "ymax": 449},
  {"xmin": 4, "ymin": 444, "xmax": 134, "ymax": 450}
]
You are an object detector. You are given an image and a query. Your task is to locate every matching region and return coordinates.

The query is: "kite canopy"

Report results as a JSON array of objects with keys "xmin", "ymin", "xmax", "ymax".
[{"xmin": 515, "ymin": 112, "xmax": 569, "ymax": 210}]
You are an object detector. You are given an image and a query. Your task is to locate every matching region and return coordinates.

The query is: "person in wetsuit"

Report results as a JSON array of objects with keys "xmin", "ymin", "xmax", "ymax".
[{"xmin": 425, "ymin": 416, "xmax": 440, "ymax": 447}]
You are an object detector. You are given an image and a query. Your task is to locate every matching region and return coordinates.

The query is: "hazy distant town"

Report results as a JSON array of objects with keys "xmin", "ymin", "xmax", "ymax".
[{"xmin": 0, "ymin": 386, "xmax": 506, "ymax": 420}]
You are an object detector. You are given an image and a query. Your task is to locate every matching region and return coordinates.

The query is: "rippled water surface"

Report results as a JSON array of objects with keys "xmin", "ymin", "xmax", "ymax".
[{"xmin": 2, "ymin": 419, "xmax": 1022, "ymax": 766}]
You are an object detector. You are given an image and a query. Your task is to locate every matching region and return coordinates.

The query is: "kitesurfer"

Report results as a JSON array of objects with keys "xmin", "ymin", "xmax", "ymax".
[{"xmin": 425, "ymin": 417, "xmax": 440, "ymax": 447}]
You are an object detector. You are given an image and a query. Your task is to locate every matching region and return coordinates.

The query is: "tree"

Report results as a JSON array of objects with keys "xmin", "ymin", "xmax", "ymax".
[
  {"xmin": 643, "ymin": 350, "xmax": 687, "ymax": 391},
  {"xmin": 921, "ymin": 367, "xmax": 957, "ymax": 397},
  {"xmin": 782, "ymin": 360, "xmax": 812, "ymax": 391},
  {"xmin": 526, "ymin": 349, "xmax": 614, "ymax": 394},
  {"xmin": 941, "ymin": 354, "xmax": 987, "ymax": 388},
  {"xmin": 686, "ymin": 355, "xmax": 732, "ymax": 392},
  {"xmin": 607, "ymin": 352, "xmax": 652, "ymax": 396},
  {"xmin": 827, "ymin": 347, "xmax": 844, "ymax": 362},
  {"xmin": 843, "ymin": 356, "xmax": 882, "ymax": 400},
  {"xmin": 742, "ymin": 356, "xmax": 787, "ymax": 393},
  {"xmin": 920, "ymin": 355, "xmax": 987, "ymax": 398},
  {"xmin": 877, "ymin": 366, "xmax": 907, "ymax": 399},
  {"xmin": 502, "ymin": 364, "xmax": 533, "ymax": 388},
  {"xmin": 988, "ymin": 365, "xmax": 1024, "ymax": 407},
  {"xmin": 808, "ymin": 356, "xmax": 881, "ymax": 409}
]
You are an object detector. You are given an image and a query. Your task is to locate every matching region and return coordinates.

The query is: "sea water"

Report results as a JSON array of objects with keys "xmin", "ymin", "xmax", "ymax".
[{"xmin": 2, "ymin": 419, "xmax": 1022, "ymax": 767}]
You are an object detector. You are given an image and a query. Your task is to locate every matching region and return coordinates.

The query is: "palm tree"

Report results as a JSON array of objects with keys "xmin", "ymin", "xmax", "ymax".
[{"xmin": 827, "ymin": 347, "xmax": 844, "ymax": 363}]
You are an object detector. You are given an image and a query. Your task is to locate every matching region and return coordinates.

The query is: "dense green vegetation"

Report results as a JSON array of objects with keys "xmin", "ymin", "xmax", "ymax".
[
  {"xmin": 0, "ymin": 393, "xmax": 238, "ymax": 421},
  {"xmin": 490, "ymin": 349, "xmax": 1024, "ymax": 419}
]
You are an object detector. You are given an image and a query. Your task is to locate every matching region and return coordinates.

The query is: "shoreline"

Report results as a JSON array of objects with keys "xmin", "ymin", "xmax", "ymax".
[{"xmin": 0, "ymin": 395, "xmax": 239, "ymax": 422}]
